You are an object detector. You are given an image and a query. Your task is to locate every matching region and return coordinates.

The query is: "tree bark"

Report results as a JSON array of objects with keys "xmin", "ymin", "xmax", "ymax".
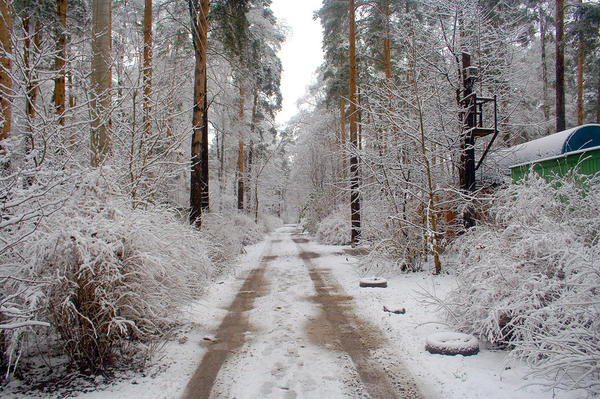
[
  {"xmin": 339, "ymin": 97, "xmax": 346, "ymax": 176},
  {"xmin": 597, "ymin": 67, "xmax": 600, "ymax": 123},
  {"xmin": 0, "ymin": 0, "xmax": 13, "ymax": 146},
  {"xmin": 189, "ymin": 0, "xmax": 210, "ymax": 226},
  {"xmin": 90, "ymin": 0, "xmax": 113, "ymax": 166},
  {"xmin": 576, "ymin": 0, "xmax": 584, "ymax": 125},
  {"xmin": 539, "ymin": 4, "xmax": 550, "ymax": 132},
  {"xmin": 382, "ymin": 0, "xmax": 392, "ymax": 80},
  {"xmin": 348, "ymin": 0, "xmax": 361, "ymax": 246},
  {"xmin": 248, "ymin": 92, "xmax": 258, "ymax": 215},
  {"xmin": 143, "ymin": 0, "xmax": 152, "ymax": 140},
  {"xmin": 201, "ymin": 67, "xmax": 209, "ymax": 210},
  {"xmin": 55, "ymin": 0, "xmax": 67, "ymax": 126},
  {"xmin": 555, "ymin": 0, "xmax": 566, "ymax": 132},
  {"xmin": 237, "ymin": 84, "xmax": 245, "ymax": 211},
  {"xmin": 23, "ymin": 17, "xmax": 40, "ymax": 157}
]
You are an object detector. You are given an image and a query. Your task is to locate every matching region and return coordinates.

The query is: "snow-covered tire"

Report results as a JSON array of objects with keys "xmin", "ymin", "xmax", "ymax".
[
  {"xmin": 359, "ymin": 277, "xmax": 388, "ymax": 288},
  {"xmin": 425, "ymin": 332, "xmax": 479, "ymax": 356}
]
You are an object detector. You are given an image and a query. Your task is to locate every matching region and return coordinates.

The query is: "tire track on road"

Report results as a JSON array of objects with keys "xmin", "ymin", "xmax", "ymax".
[
  {"xmin": 181, "ymin": 242, "xmax": 273, "ymax": 399},
  {"xmin": 294, "ymin": 237, "xmax": 424, "ymax": 399}
]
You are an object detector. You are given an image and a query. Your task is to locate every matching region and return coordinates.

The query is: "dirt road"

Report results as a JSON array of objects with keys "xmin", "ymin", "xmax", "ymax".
[{"xmin": 181, "ymin": 226, "xmax": 424, "ymax": 399}]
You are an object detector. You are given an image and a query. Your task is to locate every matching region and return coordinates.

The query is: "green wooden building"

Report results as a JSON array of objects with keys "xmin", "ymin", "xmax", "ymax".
[{"xmin": 508, "ymin": 124, "xmax": 600, "ymax": 182}]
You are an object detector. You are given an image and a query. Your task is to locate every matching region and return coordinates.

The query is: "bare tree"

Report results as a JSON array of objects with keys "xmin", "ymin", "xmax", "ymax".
[{"xmin": 142, "ymin": 0, "xmax": 152, "ymax": 140}]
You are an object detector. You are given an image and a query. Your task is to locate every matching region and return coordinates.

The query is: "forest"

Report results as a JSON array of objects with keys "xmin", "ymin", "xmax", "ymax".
[{"xmin": 1, "ymin": 0, "xmax": 599, "ymax": 396}]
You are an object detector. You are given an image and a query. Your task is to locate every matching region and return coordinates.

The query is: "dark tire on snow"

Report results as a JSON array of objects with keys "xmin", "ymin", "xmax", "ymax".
[
  {"xmin": 359, "ymin": 277, "xmax": 388, "ymax": 288},
  {"xmin": 425, "ymin": 332, "xmax": 479, "ymax": 356}
]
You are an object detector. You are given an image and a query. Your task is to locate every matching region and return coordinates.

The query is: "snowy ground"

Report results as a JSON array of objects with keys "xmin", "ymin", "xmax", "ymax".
[{"xmin": 3, "ymin": 225, "xmax": 587, "ymax": 398}]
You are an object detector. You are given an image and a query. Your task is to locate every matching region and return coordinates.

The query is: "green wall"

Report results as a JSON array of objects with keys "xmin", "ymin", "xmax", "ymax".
[{"xmin": 511, "ymin": 148, "xmax": 600, "ymax": 183}]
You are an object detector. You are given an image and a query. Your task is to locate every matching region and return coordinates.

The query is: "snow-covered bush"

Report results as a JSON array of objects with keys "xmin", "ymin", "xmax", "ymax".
[
  {"xmin": 1, "ymin": 169, "xmax": 214, "ymax": 374},
  {"xmin": 299, "ymin": 188, "xmax": 339, "ymax": 234},
  {"xmin": 199, "ymin": 213, "xmax": 244, "ymax": 266},
  {"xmin": 358, "ymin": 199, "xmax": 428, "ymax": 273},
  {"xmin": 199, "ymin": 211, "xmax": 265, "ymax": 267},
  {"xmin": 316, "ymin": 207, "xmax": 350, "ymax": 245},
  {"xmin": 443, "ymin": 172, "xmax": 600, "ymax": 392},
  {"xmin": 233, "ymin": 213, "xmax": 265, "ymax": 245}
]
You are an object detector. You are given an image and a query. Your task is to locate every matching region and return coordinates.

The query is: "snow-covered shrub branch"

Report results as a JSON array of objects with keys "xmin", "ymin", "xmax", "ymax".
[
  {"xmin": 443, "ymin": 172, "xmax": 600, "ymax": 392},
  {"xmin": 0, "ymin": 169, "xmax": 218, "ymax": 375}
]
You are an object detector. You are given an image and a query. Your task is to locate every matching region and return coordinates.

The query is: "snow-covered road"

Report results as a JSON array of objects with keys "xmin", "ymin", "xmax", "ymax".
[
  {"xmin": 8, "ymin": 225, "xmax": 580, "ymax": 398},
  {"xmin": 181, "ymin": 225, "xmax": 422, "ymax": 399}
]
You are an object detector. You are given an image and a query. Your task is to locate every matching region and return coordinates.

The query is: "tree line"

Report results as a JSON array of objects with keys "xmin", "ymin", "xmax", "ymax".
[
  {"xmin": 0, "ymin": 0, "xmax": 285, "ymax": 223},
  {"xmin": 0, "ymin": 0, "xmax": 286, "ymax": 378},
  {"xmin": 288, "ymin": 0, "xmax": 600, "ymax": 273}
]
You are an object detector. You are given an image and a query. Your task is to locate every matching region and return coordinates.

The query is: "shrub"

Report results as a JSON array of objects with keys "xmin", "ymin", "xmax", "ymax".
[
  {"xmin": 442, "ymin": 172, "xmax": 600, "ymax": 392},
  {"xmin": 199, "ymin": 211, "xmax": 265, "ymax": 268},
  {"xmin": 316, "ymin": 207, "xmax": 350, "ymax": 245},
  {"xmin": 299, "ymin": 188, "xmax": 339, "ymax": 234},
  {"xmin": 1, "ymin": 170, "xmax": 213, "ymax": 375},
  {"xmin": 233, "ymin": 213, "xmax": 265, "ymax": 246}
]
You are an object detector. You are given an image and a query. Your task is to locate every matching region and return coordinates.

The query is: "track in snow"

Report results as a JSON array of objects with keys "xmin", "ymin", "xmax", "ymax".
[{"xmin": 181, "ymin": 226, "xmax": 423, "ymax": 399}]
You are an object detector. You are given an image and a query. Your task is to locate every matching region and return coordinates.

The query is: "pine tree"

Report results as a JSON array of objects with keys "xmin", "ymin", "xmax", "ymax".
[
  {"xmin": 348, "ymin": 0, "xmax": 361, "ymax": 245},
  {"xmin": 189, "ymin": 0, "xmax": 210, "ymax": 226},
  {"xmin": 90, "ymin": 0, "xmax": 112, "ymax": 166},
  {"xmin": 54, "ymin": 0, "xmax": 66, "ymax": 126},
  {"xmin": 556, "ymin": 0, "xmax": 566, "ymax": 131},
  {"xmin": 0, "ymin": 0, "xmax": 12, "ymax": 147}
]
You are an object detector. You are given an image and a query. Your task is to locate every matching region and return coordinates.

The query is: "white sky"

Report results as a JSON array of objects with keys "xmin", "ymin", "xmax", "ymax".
[{"xmin": 270, "ymin": 0, "xmax": 324, "ymax": 126}]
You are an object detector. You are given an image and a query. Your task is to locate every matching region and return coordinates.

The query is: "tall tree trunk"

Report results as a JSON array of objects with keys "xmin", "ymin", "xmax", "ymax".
[
  {"xmin": 189, "ymin": 0, "xmax": 210, "ymax": 226},
  {"xmin": 597, "ymin": 67, "xmax": 600, "ymax": 123},
  {"xmin": 237, "ymin": 84, "xmax": 245, "ymax": 211},
  {"xmin": 142, "ymin": 0, "xmax": 152, "ymax": 140},
  {"xmin": 247, "ymin": 92, "xmax": 257, "ymax": 211},
  {"xmin": 382, "ymin": 0, "xmax": 392, "ymax": 80},
  {"xmin": 410, "ymin": 26, "xmax": 441, "ymax": 274},
  {"xmin": 555, "ymin": 0, "xmax": 566, "ymax": 132},
  {"xmin": 201, "ymin": 67, "xmax": 209, "ymax": 210},
  {"xmin": 539, "ymin": 4, "xmax": 550, "ymax": 132},
  {"xmin": 55, "ymin": 0, "xmax": 67, "ymax": 126},
  {"xmin": 0, "ymin": 0, "xmax": 13, "ymax": 147},
  {"xmin": 339, "ymin": 49, "xmax": 347, "ymax": 176},
  {"xmin": 340, "ymin": 98, "xmax": 347, "ymax": 176},
  {"xmin": 576, "ymin": 40, "xmax": 584, "ymax": 125},
  {"xmin": 348, "ymin": 0, "xmax": 361, "ymax": 246},
  {"xmin": 219, "ymin": 117, "xmax": 225, "ymax": 211},
  {"xmin": 90, "ymin": 0, "xmax": 112, "ymax": 166},
  {"xmin": 23, "ymin": 17, "xmax": 40, "ymax": 157},
  {"xmin": 67, "ymin": 67, "xmax": 74, "ymax": 108},
  {"xmin": 576, "ymin": 0, "xmax": 584, "ymax": 125}
]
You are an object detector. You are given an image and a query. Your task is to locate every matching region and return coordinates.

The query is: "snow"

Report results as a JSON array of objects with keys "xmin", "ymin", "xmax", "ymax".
[
  {"xmin": 307, "ymin": 240, "xmax": 587, "ymax": 399},
  {"xmin": 3, "ymin": 226, "xmax": 588, "ymax": 398}
]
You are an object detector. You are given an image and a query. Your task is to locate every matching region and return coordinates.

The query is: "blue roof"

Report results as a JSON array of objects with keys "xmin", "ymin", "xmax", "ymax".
[{"xmin": 562, "ymin": 124, "xmax": 600, "ymax": 153}]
